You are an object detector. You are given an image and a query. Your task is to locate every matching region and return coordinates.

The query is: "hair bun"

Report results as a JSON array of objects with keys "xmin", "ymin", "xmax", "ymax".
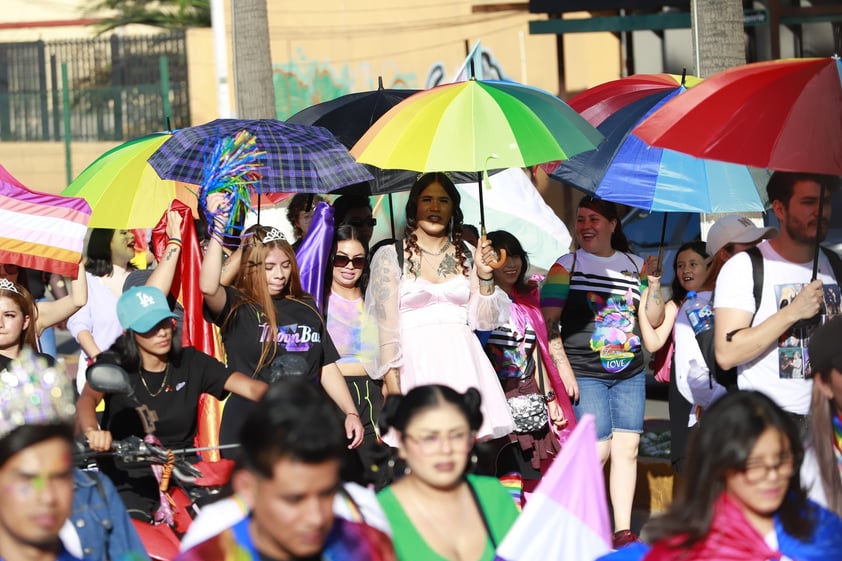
[
  {"xmin": 462, "ymin": 388, "xmax": 484, "ymax": 431},
  {"xmin": 378, "ymin": 393, "xmax": 404, "ymax": 434}
]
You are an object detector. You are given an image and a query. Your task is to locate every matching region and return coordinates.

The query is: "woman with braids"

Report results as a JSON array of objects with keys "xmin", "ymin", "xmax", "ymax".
[
  {"xmin": 801, "ymin": 317, "xmax": 842, "ymax": 516},
  {"xmin": 200, "ymin": 193, "xmax": 363, "ymax": 451},
  {"xmin": 366, "ymin": 172, "xmax": 514, "ymax": 441},
  {"xmin": 599, "ymin": 390, "xmax": 842, "ymax": 560}
]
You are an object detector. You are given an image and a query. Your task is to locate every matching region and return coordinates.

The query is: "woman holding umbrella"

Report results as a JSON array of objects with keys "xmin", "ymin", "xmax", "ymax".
[
  {"xmin": 540, "ymin": 196, "xmax": 662, "ymax": 547},
  {"xmin": 200, "ymin": 194, "xmax": 364, "ymax": 451},
  {"xmin": 366, "ymin": 172, "xmax": 514, "ymax": 441}
]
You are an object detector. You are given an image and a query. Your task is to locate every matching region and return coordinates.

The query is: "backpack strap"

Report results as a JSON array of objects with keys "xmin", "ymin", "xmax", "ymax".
[
  {"xmin": 820, "ymin": 246, "xmax": 842, "ymax": 283},
  {"xmin": 724, "ymin": 246, "xmax": 764, "ymax": 342}
]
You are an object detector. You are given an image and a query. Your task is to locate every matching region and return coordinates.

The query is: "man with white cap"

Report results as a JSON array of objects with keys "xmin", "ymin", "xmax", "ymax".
[{"xmin": 713, "ymin": 172, "xmax": 842, "ymax": 424}]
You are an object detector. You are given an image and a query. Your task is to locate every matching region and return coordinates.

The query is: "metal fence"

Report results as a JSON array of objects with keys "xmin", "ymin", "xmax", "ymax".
[{"xmin": 0, "ymin": 32, "xmax": 190, "ymax": 142}]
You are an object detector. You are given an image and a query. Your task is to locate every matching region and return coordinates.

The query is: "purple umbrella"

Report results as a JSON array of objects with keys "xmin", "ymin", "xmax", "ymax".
[{"xmin": 148, "ymin": 118, "xmax": 373, "ymax": 194}]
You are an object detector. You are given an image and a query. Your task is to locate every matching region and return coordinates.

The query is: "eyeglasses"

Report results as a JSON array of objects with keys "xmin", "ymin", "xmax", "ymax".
[
  {"xmin": 403, "ymin": 430, "xmax": 474, "ymax": 454},
  {"xmin": 740, "ymin": 453, "xmax": 795, "ymax": 484},
  {"xmin": 347, "ymin": 218, "xmax": 376, "ymax": 228},
  {"xmin": 332, "ymin": 255, "xmax": 366, "ymax": 270}
]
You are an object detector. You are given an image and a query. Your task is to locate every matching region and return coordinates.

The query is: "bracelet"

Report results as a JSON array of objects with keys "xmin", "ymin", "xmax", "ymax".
[
  {"xmin": 167, "ymin": 238, "xmax": 182, "ymax": 248},
  {"xmin": 477, "ymin": 275, "xmax": 493, "ymax": 281},
  {"xmin": 346, "ymin": 412, "xmax": 360, "ymax": 418},
  {"xmin": 543, "ymin": 391, "xmax": 557, "ymax": 404},
  {"xmin": 478, "ymin": 276, "xmax": 494, "ymax": 287}
]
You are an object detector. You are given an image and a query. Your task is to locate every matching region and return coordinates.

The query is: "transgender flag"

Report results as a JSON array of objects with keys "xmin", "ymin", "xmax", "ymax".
[
  {"xmin": 495, "ymin": 415, "xmax": 612, "ymax": 561},
  {"xmin": 0, "ymin": 165, "xmax": 91, "ymax": 277}
]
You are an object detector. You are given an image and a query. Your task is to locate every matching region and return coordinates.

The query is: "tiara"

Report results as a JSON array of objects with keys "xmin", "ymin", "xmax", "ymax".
[
  {"xmin": 0, "ymin": 348, "xmax": 76, "ymax": 440},
  {"xmin": 262, "ymin": 228, "xmax": 286, "ymax": 244},
  {"xmin": 0, "ymin": 278, "xmax": 22, "ymax": 296}
]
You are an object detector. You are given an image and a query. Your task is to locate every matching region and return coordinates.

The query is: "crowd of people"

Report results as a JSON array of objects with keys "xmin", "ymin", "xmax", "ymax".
[{"xmin": 0, "ymin": 169, "xmax": 841, "ymax": 561}]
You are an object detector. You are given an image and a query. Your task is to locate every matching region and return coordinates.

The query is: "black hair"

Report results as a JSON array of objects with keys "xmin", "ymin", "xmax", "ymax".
[
  {"xmin": 238, "ymin": 379, "xmax": 347, "ymax": 478},
  {"xmin": 486, "ymin": 230, "xmax": 530, "ymax": 293},
  {"xmin": 332, "ymin": 195, "xmax": 373, "ymax": 225},
  {"xmin": 766, "ymin": 172, "xmax": 840, "ymax": 206},
  {"xmin": 643, "ymin": 390, "xmax": 814, "ymax": 547},
  {"xmin": 462, "ymin": 224, "xmax": 479, "ymax": 240},
  {"xmin": 85, "ymin": 229, "xmax": 118, "ymax": 277},
  {"xmin": 577, "ymin": 196, "xmax": 630, "ymax": 253},
  {"xmin": 101, "ymin": 324, "xmax": 184, "ymax": 374},
  {"xmin": 322, "ymin": 224, "xmax": 370, "ymax": 313},
  {"xmin": 379, "ymin": 384, "xmax": 483, "ymax": 435},
  {"xmin": 671, "ymin": 241, "xmax": 709, "ymax": 304},
  {"xmin": 0, "ymin": 423, "xmax": 74, "ymax": 469}
]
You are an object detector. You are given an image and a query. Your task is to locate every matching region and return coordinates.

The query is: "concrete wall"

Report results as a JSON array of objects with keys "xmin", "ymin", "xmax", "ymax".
[{"xmin": 0, "ymin": 141, "xmax": 119, "ymax": 194}]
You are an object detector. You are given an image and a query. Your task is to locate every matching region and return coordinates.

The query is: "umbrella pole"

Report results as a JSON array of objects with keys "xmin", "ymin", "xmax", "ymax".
[
  {"xmin": 388, "ymin": 193, "xmax": 396, "ymax": 239},
  {"xmin": 812, "ymin": 184, "xmax": 826, "ymax": 281},
  {"xmin": 257, "ymin": 193, "xmax": 261, "ymax": 224},
  {"xmin": 656, "ymin": 213, "xmax": 667, "ymax": 276},
  {"xmin": 477, "ymin": 171, "xmax": 506, "ymax": 268}
]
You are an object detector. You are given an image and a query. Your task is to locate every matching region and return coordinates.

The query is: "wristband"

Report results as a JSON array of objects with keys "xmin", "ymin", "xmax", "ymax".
[
  {"xmin": 346, "ymin": 412, "xmax": 360, "ymax": 418},
  {"xmin": 543, "ymin": 391, "xmax": 557, "ymax": 403},
  {"xmin": 167, "ymin": 238, "xmax": 182, "ymax": 248}
]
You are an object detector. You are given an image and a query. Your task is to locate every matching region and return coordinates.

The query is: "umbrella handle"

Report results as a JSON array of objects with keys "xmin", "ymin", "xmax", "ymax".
[{"xmin": 479, "ymin": 230, "xmax": 507, "ymax": 269}]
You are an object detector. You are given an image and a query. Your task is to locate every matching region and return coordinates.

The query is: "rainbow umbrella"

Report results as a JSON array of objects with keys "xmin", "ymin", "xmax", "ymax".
[
  {"xmin": 62, "ymin": 132, "xmax": 198, "ymax": 229},
  {"xmin": 351, "ymin": 78, "xmax": 602, "ymax": 233}
]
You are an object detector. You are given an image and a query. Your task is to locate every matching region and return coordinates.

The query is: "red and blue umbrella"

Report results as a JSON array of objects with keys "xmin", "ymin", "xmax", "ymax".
[
  {"xmin": 549, "ymin": 82, "xmax": 770, "ymax": 213},
  {"xmin": 148, "ymin": 118, "xmax": 374, "ymax": 194}
]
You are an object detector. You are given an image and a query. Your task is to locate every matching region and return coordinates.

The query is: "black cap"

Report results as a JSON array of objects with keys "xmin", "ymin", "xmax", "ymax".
[{"xmin": 808, "ymin": 317, "xmax": 842, "ymax": 376}]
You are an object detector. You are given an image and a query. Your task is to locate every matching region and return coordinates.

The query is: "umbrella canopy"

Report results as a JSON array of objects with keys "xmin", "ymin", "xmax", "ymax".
[
  {"xmin": 149, "ymin": 119, "xmax": 374, "ymax": 194},
  {"xmin": 351, "ymin": 79, "xmax": 603, "ymax": 172},
  {"xmin": 635, "ymin": 57, "xmax": 842, "ymax": 175},
  {"xmin": 551, "ymin": 87, "xmax": 771, "ymax": 213},
  {"xmin": 286, "ymin": 78, "xmax": 419, "ymax": 149},
  {"xmin": 1, "ymin": 164, "xmax": 90, "ymax": 277},
  {"xmin": 569, "ymin": 72, "xmax": 702, "ymax": 127},
  {"xmin": 62, "ymin": 132, "xmax": 198, "ymax": 229},
  {"xmin": 287, "ymin": 81, "xmax": 501, "ymax": 195}
]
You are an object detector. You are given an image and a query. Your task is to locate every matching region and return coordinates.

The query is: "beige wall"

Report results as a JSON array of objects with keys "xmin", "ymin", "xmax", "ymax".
[{"xmin": 0, "ymin": 141, "xmax": 120, "ymax": 194}]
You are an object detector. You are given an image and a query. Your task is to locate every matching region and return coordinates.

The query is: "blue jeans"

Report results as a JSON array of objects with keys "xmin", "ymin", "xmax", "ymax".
[{"xmin": 573, "ymin": 372, "xmax": 646, "ymax": 441}]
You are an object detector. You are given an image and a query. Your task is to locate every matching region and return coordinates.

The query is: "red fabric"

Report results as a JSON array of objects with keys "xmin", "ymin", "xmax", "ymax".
[
  {"xmin": 644, "ymin": 494, "xmax": 782, "ymax": 561},
  {"xmin": 511, "ymin": 286, "xmax": 577, "ymax": 442},
  {"xmin": 151, "ymin": 201, "xmax": 225, "ymax": 461}
]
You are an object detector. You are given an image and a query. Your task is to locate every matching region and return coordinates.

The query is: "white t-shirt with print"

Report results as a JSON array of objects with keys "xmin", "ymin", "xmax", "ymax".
[{"xmin": 714, "ymin": 241, "xmax": 840, "ymax": 415}]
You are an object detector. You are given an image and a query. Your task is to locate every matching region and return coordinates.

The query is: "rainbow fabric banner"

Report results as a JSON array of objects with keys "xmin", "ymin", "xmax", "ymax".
[
  {"xmin": 494, "ymin": 415, "xmax": 612, "ymax": 561},
  {"xmin": 0, "ymin": 165, "xmax": 91, "ymax": 277}
]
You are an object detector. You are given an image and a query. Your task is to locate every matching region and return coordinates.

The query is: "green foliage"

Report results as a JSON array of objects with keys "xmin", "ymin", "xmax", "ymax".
[{"xmin": 84, "ymin": 0, "xmax": 211, "ymax": 33}]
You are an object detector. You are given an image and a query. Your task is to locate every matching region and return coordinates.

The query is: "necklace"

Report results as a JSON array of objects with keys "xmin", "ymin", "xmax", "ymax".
[
  {"xmin": 417, "ymin": 240, "xmax": 451, "ymax": 256},
  {"xmin": 139, "ymin": 364, "xmax": 170, "ymax": 397}
]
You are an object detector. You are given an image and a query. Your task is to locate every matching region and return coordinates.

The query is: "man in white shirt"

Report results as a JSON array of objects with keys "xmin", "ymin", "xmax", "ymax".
[{"xmin": 714, "ymin": 172, "xmax": 841, "ymax": 421}]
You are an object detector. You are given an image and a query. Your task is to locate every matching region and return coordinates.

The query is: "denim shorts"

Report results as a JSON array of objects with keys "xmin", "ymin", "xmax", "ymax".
[{"xmin": 573, "ymin": 371, "xmax": 646, "ymax": 441}]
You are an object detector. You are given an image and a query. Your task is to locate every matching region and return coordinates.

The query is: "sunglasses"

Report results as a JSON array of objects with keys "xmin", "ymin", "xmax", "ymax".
[
  {"xmin": 333, "ymin": 255, "xmax": 366, "ymax": 270},
  {"xmin": 347, "ymin": 218, "xmax": 377, "ymax": 228}
]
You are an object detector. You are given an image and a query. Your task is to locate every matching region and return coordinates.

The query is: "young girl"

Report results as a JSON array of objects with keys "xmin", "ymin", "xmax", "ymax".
[{"xmin": 200, "ymin": 194, "xmax": 363, "ymax": 450}]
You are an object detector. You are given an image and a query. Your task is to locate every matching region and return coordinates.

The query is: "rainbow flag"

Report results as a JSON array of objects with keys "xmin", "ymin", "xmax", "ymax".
[
  {"xmin": 0, "ymin": 165, "xmax": 91, "ymax": 277},
  {"xmin": 494, "ymin": 415, "xmax": 612, "ymax": 561}
]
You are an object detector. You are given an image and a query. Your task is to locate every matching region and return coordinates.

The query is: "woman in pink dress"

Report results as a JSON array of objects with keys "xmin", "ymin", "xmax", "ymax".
[{"xmin": 366, "ymin": 172, "xmax": 514, "ymax": 440}]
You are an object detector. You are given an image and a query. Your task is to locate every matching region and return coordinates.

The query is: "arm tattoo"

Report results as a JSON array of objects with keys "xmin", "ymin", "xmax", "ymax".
[
  {"xmin": 164, "ymin": 246, "xmax": 178, "ymax": 261},
  {"xmin": 546, "ymin": 319, "xmax": 561, "ymax": 341}
]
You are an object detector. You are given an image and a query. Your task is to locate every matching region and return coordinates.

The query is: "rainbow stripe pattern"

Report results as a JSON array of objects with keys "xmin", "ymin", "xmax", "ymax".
[{"xmin": 0, "ymin": 165, "xmax": 91, "ymax": 277}]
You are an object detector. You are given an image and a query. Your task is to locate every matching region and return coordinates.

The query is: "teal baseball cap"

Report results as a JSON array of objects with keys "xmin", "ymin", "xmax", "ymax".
[{"xmin": 117, "ymin": 286, "xmax": 178, "ymax": 333}]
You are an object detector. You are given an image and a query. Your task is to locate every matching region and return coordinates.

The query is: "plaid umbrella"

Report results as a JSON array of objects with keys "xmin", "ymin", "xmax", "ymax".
[{"xmin": 148, "ymin": 119, "xmax": 373, "ymax": 194}]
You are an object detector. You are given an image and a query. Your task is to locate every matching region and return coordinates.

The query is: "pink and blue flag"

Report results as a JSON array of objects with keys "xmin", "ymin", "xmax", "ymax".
[
  {"xmin": 0, "ymin": 165, "xmax": 91, "ymax": 277},
  {"xmin": 495, "ymin": 414, "xmax": 612, "ymax": 561}
]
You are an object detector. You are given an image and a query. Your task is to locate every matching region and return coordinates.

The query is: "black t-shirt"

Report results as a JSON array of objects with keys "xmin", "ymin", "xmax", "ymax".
[
  {"xmin": 0, "ymin": 351, "xmax": 55, "ymax": 372},
  {"xmin": 205, "ymin": 286, "xmax": 339, "ymax": 447},
  {"xmin": 101, "ymin": 346, "xmax": 232, "ymax": 450}
]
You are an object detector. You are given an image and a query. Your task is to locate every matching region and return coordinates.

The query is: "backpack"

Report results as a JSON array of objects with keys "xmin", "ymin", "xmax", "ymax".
[{"xmin": 698, "ymin": 245, "xmax": 842, "ymax": 390}]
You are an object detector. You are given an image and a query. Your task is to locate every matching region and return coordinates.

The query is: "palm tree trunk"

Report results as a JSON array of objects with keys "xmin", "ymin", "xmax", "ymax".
[
  {"xmin": 231, "ymin": 0, "xmax": 276, "ymax": 119},
  {"xmin": 690, "ymin": 0, "xmax": 745, "ymax": 78}
]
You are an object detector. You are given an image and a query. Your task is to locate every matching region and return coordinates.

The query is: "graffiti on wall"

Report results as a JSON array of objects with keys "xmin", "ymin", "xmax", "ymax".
[
  {"xmin": 273, "ymin": 51, "xmax": 417, "ymax": 119},
  {"xmin": 424, "ymin": 46, "xmax": 510, "ymax": 89}
]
